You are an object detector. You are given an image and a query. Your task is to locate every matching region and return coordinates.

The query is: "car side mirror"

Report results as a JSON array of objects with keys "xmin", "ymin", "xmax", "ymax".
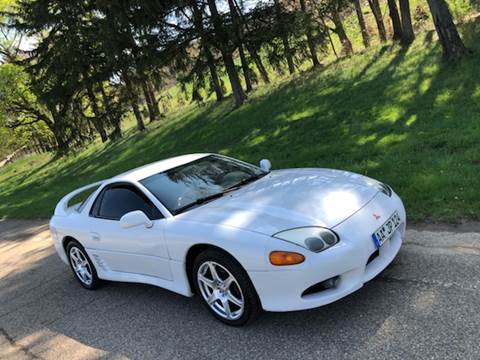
[
  {"xmin": 259, "ymin": 159, "xmax": 271, "ymax": 172},
  {"xmin": 120, "ymin": 210, "xmax": 153, "ymax": 229}
]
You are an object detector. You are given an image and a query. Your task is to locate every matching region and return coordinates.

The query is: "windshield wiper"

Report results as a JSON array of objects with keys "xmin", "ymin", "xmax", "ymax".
[
  {"xmin": 225, "ymin": 172, "xmax": 268, "ymax": 191},
  {"xmin": 173, "ymin": 192, "xmax": 225, "ymax": 215}
]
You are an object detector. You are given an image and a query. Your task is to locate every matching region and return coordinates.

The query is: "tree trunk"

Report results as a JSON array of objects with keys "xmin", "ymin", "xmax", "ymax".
[
  {"xmin": 204, "ymin": 44, "xmax": 224, "ymax": 101},
  {"xmin": 131, "ymin": 102, "xmax": 145, "ymax": 131},
  {"xmin": 123, "ymin": 72, "xmax": 145, "ymax": 131},
  {"xmin": 399, "ymin": 0, "xmax": 415, "ymax": 45},
  {"xmin": 227, "ymin": 0, "xmax": 253, "ymax": 92},
  {"xmin": 49, "ymin": 113, "xmax": 68, "ymax": 154},
  {"xmin": 86, "ymin": 82, "xmax": 108, "ymax": 143},
  {"xmin": 147, "ymin": 80, "xmax": 161, "ymax": 118},
  {"xmin": 39, "ymin": 140, "xmax": 48, "ymax": 153},
  {"xmin": 426, "ymin": 0, "xmax": 468, "ymax": 59},
  {"xmin": 368, "ymin": 0, "xmax": 387, "ymax": 42},
  {"xmin": 332, "ymin": 10, "xmax": 353, "ymax": 55},
  {"xmin": 354, "ymin": 0, "xmax": 370, "ymax": 48},
  {"xmin": 224, "ymin": 53, "xmax": 247, "ymax": 106},
  {"xmin": 207, "ymin": 0, "xmax": 246, "ymax": 106},
  {"xmin": 387, "ymin": 0, "xmax": 403, "ymax": 41},
  {"xmin": 274, "ymin": 0, "xmax": 295, "ymax": 74},
  {"xmin": 99, "ymin": 84, "xmax": 122, "ymax": 140},
  {"xmin": 141, "ymin": 79, "xmax": 157, "ymax": 122},
  {"xmin": 33, "ymin": 138, "xmax": 43, "ymax": 153},
  {"xmin": 54, "ymin": 132, "xmax": 68, "ymax": 153},
  {"xmin": 320, "ymin": 17, "xmax": 338, "ymax": 58},
  {"xmin": 238, "ymin": 43, "xmax": 253, "ymax": 92},
  {"xmin": 282, "ymin": 35, "xmax": 295, "ymax": 74},
  {"xmin": 231, "ymin": 0, "xmax": 270, "ymax": 84},
  {"xmin": 247, "ymin": 46, "xmax": 270, "ymax": 84},
  {"xmin": 190, "ymin": 0, "xmax": 224, "ymax": 102},
  {"xmin": 299, "ymin": 0, "xmax": 320, "ymax": 67}
]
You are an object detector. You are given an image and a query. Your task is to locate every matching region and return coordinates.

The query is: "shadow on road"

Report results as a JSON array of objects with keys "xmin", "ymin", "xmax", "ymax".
[{"xmin": 1, "ymin": 221, "xmax": 479, "ymax": 359}]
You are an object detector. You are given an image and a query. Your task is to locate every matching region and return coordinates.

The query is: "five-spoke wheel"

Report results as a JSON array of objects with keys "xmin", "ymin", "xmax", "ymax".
[
  {"xmin": 69, "ymin": 247, "xmax": 93, "ymax": 285},
  {"xmin": 66, "ymin": 240, "xmax": 100, "ymax": 290},
  {"xmin": 197, "ymin": 261, "xmax": 245, "ymax": 321},
  {"xmin": 193, "ymin": 249, "xmax": 261, "ymax": 325}
]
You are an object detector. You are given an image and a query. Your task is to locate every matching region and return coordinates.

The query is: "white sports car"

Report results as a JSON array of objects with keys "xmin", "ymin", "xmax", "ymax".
[{"xmin": 50, "ymin": 153, "xmax": 406, "ymax": 325}]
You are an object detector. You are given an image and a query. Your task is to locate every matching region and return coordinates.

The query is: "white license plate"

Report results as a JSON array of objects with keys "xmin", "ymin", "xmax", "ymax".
[{"xmin": 371, "ymin": 211, "xmax": 401, "ymax": 249}]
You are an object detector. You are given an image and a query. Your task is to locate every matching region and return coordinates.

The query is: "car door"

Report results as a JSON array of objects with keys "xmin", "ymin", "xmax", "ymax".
[{"xmin": 87, "ymin": 182, "xmax": 173, "ymax": 281}]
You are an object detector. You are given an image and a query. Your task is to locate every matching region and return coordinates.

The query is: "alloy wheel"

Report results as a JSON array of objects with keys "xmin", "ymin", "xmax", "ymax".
[
  {"xmin": 197, "ymin": 261, "xmax": 245, "ymax": 320},
  {"xmin": 69, "ymin": 247, "xmax": 93, "ymax": 286}
]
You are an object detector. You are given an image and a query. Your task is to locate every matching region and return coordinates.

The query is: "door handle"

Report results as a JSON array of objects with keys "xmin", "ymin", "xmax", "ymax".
[{"xmin": 90, "ymin": 232, "xmax": 101, "ymax": 241}]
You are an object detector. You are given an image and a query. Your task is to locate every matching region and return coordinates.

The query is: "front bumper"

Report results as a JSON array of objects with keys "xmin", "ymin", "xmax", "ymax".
[{"xmin": 249, "ymin": 192, "xmax": 406, "ymax": 312}]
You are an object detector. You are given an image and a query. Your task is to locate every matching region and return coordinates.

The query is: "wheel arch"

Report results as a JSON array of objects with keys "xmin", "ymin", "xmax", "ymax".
[
  {"xmin": 185, "ymin": 244, "xmax": 220, "ymax": 293},
  {"xmin": 62, "ymin": 235, "xmax": 80, "ymax": 257},
  {"xmin": 185, "ymin": 243, "xmax": 252, "ymax": 295}
]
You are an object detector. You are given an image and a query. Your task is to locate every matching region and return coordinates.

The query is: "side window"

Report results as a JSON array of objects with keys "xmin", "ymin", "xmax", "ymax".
[{"xmin": 93, "ymin": 185, "xmax": 162, "ymax": 220}]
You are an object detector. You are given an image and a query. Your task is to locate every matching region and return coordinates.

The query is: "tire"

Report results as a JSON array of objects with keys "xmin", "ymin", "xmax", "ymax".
[
  {"xmin": 66, "ymin": 240, "xmax": 101, "ymax": 290},
  {"xmin": 192, "ymin": 248, "xmax": 262, "ymax": 326}
]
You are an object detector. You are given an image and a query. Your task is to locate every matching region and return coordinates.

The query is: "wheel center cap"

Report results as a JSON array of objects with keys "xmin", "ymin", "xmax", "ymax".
[{"xmin": 214, "ymin": 285, "xmax": 227, "ymax": 295}]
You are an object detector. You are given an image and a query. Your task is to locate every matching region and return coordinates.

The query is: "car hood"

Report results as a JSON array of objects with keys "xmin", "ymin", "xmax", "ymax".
[{"xmin": 181, "ymin": 169, "xmax": 379, "ymax": 235}]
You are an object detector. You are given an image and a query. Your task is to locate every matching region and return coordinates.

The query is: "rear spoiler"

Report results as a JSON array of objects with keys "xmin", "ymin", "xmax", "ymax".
[{"xmin": 54, "ymin": 180, "xmax": 104, "ymax": 216}]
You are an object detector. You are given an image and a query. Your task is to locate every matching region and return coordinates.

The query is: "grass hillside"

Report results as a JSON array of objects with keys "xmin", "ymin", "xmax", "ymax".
[{"xmin": 1, "ymin": 22, "xmax": 480, "ymax": 222}]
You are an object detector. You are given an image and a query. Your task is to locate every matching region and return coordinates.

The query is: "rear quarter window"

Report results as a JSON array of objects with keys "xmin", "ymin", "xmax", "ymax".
[{"xmin": 66, "ymin": 185, "xmax": 101, "ymax": 213}]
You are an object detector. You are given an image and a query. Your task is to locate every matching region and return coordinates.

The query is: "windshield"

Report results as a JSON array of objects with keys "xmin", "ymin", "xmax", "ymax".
[{"xmin": 140, "ymin": 155, "xmax": 266, "ymax": 214}]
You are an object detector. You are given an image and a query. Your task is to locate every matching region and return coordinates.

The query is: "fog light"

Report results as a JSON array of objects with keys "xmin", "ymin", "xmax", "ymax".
[
  {"xmin": 320, "ymin": 277, "xmax": 338, "ymax": 289},
  {"xmin": 302, "ymin": 276, "xmax": 339, "ymax": 297}
]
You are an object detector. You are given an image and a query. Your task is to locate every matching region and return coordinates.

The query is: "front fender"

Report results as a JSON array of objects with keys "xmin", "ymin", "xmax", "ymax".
[{"xmin": 164, "ymin": 219, "xmax": 272, "ymax": 272}]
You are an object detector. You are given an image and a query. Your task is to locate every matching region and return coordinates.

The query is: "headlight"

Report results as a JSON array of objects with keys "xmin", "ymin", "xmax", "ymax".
[{"xmin": 273, "ymin": 227, "xmax": 340, "ymax": 253}]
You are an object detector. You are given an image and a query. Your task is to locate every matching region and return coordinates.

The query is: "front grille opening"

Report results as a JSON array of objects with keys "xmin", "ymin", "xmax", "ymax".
[
  {"xmin": 367, "ymin": 249, "xmax": 380, "ymax": 265},
  {"xmin": 302, "ymin": 276, "xmax": 339, "ymax": 297}
]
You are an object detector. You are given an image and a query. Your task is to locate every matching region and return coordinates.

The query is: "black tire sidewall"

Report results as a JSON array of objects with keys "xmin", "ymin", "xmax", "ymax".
[
  {"xmin": 66, "ymin": 240, "xmax": 100, "ymax": 290},
  {"xmin": 192, "ymin": 249, "xmax": 261, "ymax": 326}
]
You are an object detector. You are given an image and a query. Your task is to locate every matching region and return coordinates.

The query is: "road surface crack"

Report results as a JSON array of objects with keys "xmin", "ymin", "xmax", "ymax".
[{"xmin": 0, "ymin": 327, "xmax": 42, "ymax": 359}]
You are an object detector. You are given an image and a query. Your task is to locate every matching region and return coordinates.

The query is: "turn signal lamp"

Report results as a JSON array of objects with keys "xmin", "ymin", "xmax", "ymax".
[{"xmin": 269, "ymin": 251, "xmax": 305, "ymax": 266}]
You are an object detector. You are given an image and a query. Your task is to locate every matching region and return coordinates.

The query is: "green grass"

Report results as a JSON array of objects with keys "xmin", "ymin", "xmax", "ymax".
[{"xmin": 1, "ymin": 22, "xmax": 480, "ymax": 222}]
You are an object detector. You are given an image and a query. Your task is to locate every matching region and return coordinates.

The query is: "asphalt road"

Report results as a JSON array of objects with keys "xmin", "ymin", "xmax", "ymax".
[{"xmin": 1, "ymin": 219, "xmax": 479, "ymax": 360}]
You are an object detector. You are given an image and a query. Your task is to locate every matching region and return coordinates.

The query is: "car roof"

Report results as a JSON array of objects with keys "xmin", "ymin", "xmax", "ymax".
[{"xmin": 112, "ymin": 153, "xmax": 211, "ymax": 182}]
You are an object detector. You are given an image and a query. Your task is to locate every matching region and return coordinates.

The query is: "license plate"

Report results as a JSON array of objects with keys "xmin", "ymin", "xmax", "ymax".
[{"xmin": 371, "ymin": 211, "xmax": 401, "ymax": 249}]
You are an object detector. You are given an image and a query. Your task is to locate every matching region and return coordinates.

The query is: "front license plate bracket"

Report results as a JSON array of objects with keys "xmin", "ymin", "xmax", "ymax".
[{"xmin": 371, "ymin": 211, "xmax": 401, "ymax": 249}]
